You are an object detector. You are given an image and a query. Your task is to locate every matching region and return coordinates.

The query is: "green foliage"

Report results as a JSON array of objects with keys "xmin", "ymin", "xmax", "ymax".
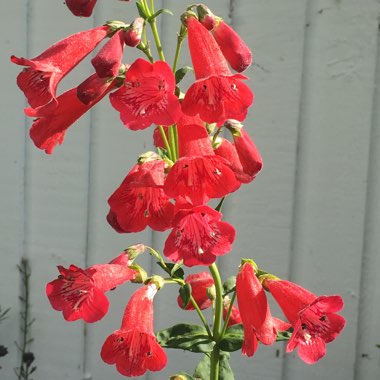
[
  {"xmin": 194, "ymin": 352, "xmax": 234, "ymax": 380},
  {"xmin": 156, "ymin": 324, "xmax": 215, "ymax": 353},
  {"xmin": 219, "ymin": 325, "xmax": 243, "ymax": 352},
  {"xmin": 175, "ymin": 66, "xmax": 193, "ymax": 84},
  {"xmin": 222, "ymin": 277, "xmax": 236, "ymax": 296},
  {"xmin": 179, "ymin": 283, "xmax": 192, "ymax": 309}
]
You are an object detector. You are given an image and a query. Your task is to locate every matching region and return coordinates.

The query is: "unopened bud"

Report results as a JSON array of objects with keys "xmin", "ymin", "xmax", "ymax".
[
  {"xmin": 125, "ymin": 244, "xmax": 146, "ymax": 261},
  {"xmin": 206, "ymin": 284, "xmax": 216, "ymax": 301},
  {"xmin": 224, "ymin": 119, "xmax": 243, "ymax": 136},
  {"xmin": 124, "ymin": 17, "xmax": 144, "ymax": 47},
  {"xmin": 169, "ymin": 376, "xmax": 187, "ymax": 380},
  {"xmin": 197, "ymin": 4, "xmax": 220, "ymax": 31}
]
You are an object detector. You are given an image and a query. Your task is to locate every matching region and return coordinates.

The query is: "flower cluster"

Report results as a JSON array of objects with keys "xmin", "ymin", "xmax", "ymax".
[{"xmin": 12, "ymin": 1, "xmax": 346, "ymax": 378}]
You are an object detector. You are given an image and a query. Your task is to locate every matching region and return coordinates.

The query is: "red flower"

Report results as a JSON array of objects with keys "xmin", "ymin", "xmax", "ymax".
[
  {"xmin": 11, "ymin": 26, "xmax": 109, "ymax": 112},
  {"xmin": 108, "ymin": 158, "xmax": 174, "ymax": 233},
  {"xmin": 91, "ymin": 30, "xmax": 125, "ymax": 78},
  {"xmin": 177, "ymin": 272, "xmax": 215, "ymax": 310},
  {"xmin": 110, "ymin": 58, "xmax": 182, "ymax": 130},
  {"xmin": 65, "ymin": 0, "xmax": 97, "ymax": 17},
  {"xmin": 46, "ymin": 262, "xmax": 135, "ymax": 323},
  {"xmin": 223, "ymin": 297, "xmax": 242, "ymax": 328},
  {"xmin": 181, "ymin": 17, "xmax": 253, "ymax": 124},
  {"xmin": 164, "ymin": 205, "xmax": 235, "ymax": 267},
  {"xmin": 231, "ymin": 127, "xmax": 263, "ymax": 181},
  {"xmin": 212, "ymin": 20, "xmax": 252, "ymax": 73},
  {"xmin": 164, "ymin": 122, "xmax": 241, "ymax": 205},
  {"xmin": 27, "ymin": 74, "xmax": 116, "ymax": 154},
  {"xmin": 236, "ymin": 262, "xmax": 278, "ymax": 357},
  {"xmin": 264, "ymin": 279, "xmax": 346, "ymax": 364},
  {"xmin": 101, "ymin": 284, "xmax": 167, "ymax": 377}
]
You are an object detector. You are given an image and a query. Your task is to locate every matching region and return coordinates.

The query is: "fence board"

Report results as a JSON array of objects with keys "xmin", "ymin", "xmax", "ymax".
[
  {"xmin": 0, "ymin": 0, "xmax": 28, "ymax": 378},
  {"xmin": 283, "ymin": 1, "xmax": 380, "ymax": 380}
]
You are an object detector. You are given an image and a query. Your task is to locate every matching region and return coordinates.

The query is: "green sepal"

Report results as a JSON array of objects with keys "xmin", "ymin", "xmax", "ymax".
[
  {"xmin": 136, "ymin": 1, "xmax": 149, "ymax": 19},
  {"xmin": 276, "ymin": 330, "xmax": 292, "ymax": 341},
  {"xmin": 175, "ymin": 66, "xmax": 193, "ymax": 84},
  {"xmin": 179, "ymin": 283, "xmax": 192, "ymax": 309},
  {"xmin": 156, "ymin": 324, "xmax": 214, "ymax": 353},
  {"xmin": 147, "ymin": 8, "xmax": 174, "ymax": 22},
  {"xmin": 219, "ymin": 324, "xmax": 244, "ymax": 352},
  {"xmin": 157, "ymin": 261, "xmax": 185, "ymax": 279},
  {"xmin": 193, "ymin": 352, "xmax": 234, "ymax": 379},
  {"xmin": 223, "ymin": 276, "xmax": 236, "ymax": 296}
]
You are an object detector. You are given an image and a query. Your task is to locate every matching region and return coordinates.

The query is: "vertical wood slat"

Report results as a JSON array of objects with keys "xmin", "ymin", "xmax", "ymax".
[
  {"xmin": 219, "ymin": 1, "xmax": 308, "ymax": 379},
  {"xmin": 0, "ymin": 1, "xmax": 27, "ymax": 378},
  {"xmin": 284, "ymin": 1, "xmax": 380, "ymax": 380},
  {"xmin": 354, "ymin": 26, "xmax": 380, "ymax": 380}
]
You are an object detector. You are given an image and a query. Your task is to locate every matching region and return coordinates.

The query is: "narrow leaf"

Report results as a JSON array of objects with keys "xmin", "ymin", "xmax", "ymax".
[
  {"xmin": 175, "ymin": 66, "xmax": 193, "ymax": 84},
  {"xmin": 223, "ymin": 276, "xmax": 236, "ymax": 296},
  {"xmin": 179, "ymin": 283, "xmax": 192, "ymax": 309},
  {"xmin": 147, "ymin": 8, "xmax": 174, "ymax": 22}
]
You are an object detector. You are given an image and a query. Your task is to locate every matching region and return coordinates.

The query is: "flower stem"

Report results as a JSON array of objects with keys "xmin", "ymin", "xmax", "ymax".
[
  {"xmin": 209, "ymin": 263, "xmax": 223, "ymax": 380},
  {"xmin": 172, "ymin": 25, "xmax": 187, "ymax": 73},
  {"xmin": 148, "ymin": 15, "xmax": 165, "ymax": 61},
  {"xmin": 189, "ymin": 295, "xmax": 213, "ymax": 339},
  {"xmin": 158, "ymin": 125, "xmax": 173, "ymax": 160},
  {"xmin": 220, "ymin": 290, "xmax": 236, "ymax": 337}
]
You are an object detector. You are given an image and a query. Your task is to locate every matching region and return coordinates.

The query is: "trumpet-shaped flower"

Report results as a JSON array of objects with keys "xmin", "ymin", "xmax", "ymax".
[{"xmin": 101, "ymin": 284, "xmax": 167, "ymax": 377}]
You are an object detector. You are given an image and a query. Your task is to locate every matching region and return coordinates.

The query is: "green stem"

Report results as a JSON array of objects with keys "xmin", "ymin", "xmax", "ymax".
[
  {"xmin": 168, "ymin": 125, "xmax": 178, "ymax": 161},
  {"xmin": 190, "ymin": 295, "xmax": 213, "ymax": 339},
  {"xmin": 220, "ymin": 291, "xmax": 236, "ymax": 338},
  {"xmin": 158, "ymin": 125, "xmax": 173, "ymax": 160},
  {"xmin": 149, "ymin": 18, "xmax": 165, "ymax": 61},
  {"xmin": 172, "ymin": 25, "xmax": 187, "ymax": 72},
  {"xmin": 209, "ymin": 263, "xmax": 223, "ymax": 380}
]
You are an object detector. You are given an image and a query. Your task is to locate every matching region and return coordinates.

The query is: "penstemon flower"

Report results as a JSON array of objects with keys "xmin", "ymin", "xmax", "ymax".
[
  {"xmin": 11, "ymin": 1, "xmax": 346, "ymax": 378},
  {"xmin": 100, "ymin": 283, "xmax": 167, "ymax": 377}
]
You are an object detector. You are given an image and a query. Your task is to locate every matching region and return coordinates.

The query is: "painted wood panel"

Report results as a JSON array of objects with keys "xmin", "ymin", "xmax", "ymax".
[{"xmin": 1, "ymin": 0, "xmax": 380, "ymax": 380}]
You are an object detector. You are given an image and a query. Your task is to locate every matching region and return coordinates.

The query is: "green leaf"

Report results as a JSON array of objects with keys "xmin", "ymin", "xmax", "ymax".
[
  {"xmin": 179, "ymin": 283, "xmax": 192, "ymax": 309},
  {"xmin": 223, "ymin": 276, "xmax": 236, "ymax": 296},
  {"xmin": 157, "ymin": 262, "xmax": 185, "ymax": 278},
  {"xmin": 156, "ymin": 324, "xmax": 214, "ymax": 353},
  {"xmin": 135, "ymin": 1, "xmax": 148, "ymax": 18},
  {"xmin": 276, "ymin": 330, "xmax": 292, "ymax": 341},
  {"xmin": 219, "ymin": 324, "xmax": 244, "ymax": 352},
  {"xmin": 147, "ymin": 8, "xmax": 174, "ymax": 22},
  {"xmin": 171, "ymin": 261, "xmax": 184, "ymax": 277},
  {"xmin": 193, "ymin": 354, "xmax": 210, "ymax": 379},
  {"xmin": 175, "ymin": 66, "xmax": 193, "ymax": 84},
  {"xmin": 219, "ymin": 352, "xmax": 234, "ymax": 380},
  {"xmin": 193, "ymin": 352, "xmax": 234, "ymax": 379}
]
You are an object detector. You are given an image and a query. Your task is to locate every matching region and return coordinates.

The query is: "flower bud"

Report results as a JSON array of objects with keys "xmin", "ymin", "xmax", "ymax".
[
  {"xmin": 212, "ymin": 20, "xmax": 252, "ymax": 72},
  {"xmin": 196, "ymin": 4, "xmax": 220, "ymax": 30},
  {"xmin": 65, "ymin": 0, "xmax": 97, "ymax": 17},
  {"xmin": 124, "ymin": 17, "xmax": 144, "ymax": 47},
  {"xmin": 124, "ymin": 244, "xmax": 146, "ymax": 261}
]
